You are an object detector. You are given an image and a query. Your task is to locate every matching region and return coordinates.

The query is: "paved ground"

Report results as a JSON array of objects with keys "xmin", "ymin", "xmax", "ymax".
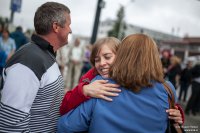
[
  {"xmin": 179, "ymin": 101, "xmax": 200, "ymax": 132},
  {"xmin": 176, "ymin": 86, "xmax": 200, "ymax": 132}
]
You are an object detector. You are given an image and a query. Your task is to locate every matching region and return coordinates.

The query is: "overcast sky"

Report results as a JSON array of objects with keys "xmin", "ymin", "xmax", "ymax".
[{"xmin": 0, "ymin": 0, "xmax": 200, "ymax": 38}]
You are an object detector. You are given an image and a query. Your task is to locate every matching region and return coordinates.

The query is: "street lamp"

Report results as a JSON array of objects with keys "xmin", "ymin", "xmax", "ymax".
[{"xmin": 90, "ymin": 0, "xmax": 105, "ymax": 44}]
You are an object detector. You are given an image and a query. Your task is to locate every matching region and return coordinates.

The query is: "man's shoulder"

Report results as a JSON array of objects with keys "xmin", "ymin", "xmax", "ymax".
[
  {"xmin": 8, "ymin": 43, "xmax": 46, "ymax": 63},
  {"xmin": 5, "ymin": 43, "xmax": 55, "ymax": 80}
]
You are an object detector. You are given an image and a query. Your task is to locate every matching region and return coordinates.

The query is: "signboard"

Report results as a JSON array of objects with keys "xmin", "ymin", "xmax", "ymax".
[{"xmin": 10, "ymin": 0, "xmax": 22, "ymax": 13}]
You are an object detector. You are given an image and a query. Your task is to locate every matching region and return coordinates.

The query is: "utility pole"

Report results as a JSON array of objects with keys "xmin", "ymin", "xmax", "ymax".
[
  {"xmin": 90, "ymin": 0, "xmax": 105, "ymax": 44},
  {"xmin": 10, "ymin": 10, "xmax": 14, "ymax": 24}
]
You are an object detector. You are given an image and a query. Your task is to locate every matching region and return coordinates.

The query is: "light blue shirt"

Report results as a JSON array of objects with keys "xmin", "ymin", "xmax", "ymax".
[
  {"xmin": 57, "ymin": 75, "xmax": 177, "ymax": 133},
  {"xmin": 0, "ymin": 37, "xmax": 16, "ymax": 56}
]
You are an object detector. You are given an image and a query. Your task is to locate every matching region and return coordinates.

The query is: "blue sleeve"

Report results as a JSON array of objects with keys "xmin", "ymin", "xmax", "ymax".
[
  {"xmin": 11, "ymin": 38, "xmax": 16, "ymax": 50},
  {"xmin": 91, "ymin": 75, "xmax": 103, "ymax": 82},
  {"xmin": 166, "ymin": 81, "xmax": 178, "ymax": 103},
  {"xmin": 91, "ymin": 75, "xmax": 112, "ymax": 83},
  {"xmin": 57, "ymin": 98, "xmax": 96, "ymax": 133},
  {"xmin": 0, "ymin": 51, "xmax": 7, "ymax": 66}
]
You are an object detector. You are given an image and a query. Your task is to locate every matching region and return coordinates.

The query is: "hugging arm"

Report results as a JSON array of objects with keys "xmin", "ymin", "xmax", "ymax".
[
  {"xmin": 58, "ymin": 99, "xmax": 95, "ymax": 133},
  {"xmin": 60, "ymin": 68, "xmax": 120, "ymax": 115},
  {"xmin": 60, "ymin": 68, "xmax": 95, "ymax": 115}
]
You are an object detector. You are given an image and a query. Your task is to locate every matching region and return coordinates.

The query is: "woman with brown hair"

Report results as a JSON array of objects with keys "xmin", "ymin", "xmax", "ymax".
[
  {"xmin": 58, "ymin": 34, "xmax": 182, "ymax": 133},
  {"xmin": 110, "ymin": 34, "xmax": 165, "ymax": 92},
  {"xmin": 0, "ymin": 28, "xmax": 16, "ymax": 60}
]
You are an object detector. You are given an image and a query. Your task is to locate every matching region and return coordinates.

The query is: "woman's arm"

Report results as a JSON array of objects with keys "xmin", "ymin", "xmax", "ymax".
[
  {"xmin": 58, "ymin": 99, "xmax": 96, "ymax": 133},
  {"xmin": 60, "ymin": 68, "xmax": 121, "ymax": 115},
  {"xmin": 60, "ymin": 68, "xmax": 95, "ymax": 115},
  {"xmin": 164, "ymin": 81, "xmax": 184, "ymax": 125},
  {"xmin": 166, "ymin": 104, "xmax": 184, "ymax": 124}
]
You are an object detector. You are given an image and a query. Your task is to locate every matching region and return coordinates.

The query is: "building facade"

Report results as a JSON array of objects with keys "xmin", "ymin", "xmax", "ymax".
[{"xmin": 97, "ymin": 19, "xmax": 200, "ymax": 62}]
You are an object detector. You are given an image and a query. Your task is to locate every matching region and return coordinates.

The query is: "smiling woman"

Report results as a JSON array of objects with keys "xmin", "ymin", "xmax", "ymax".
[{"xmin": 90, "ymin": 37, "xmax": 120, "ymax": 78}]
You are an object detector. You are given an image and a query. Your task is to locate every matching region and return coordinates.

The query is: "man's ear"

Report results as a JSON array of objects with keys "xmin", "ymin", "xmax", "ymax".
[{"xmin": 52, "ymin": 22, "xmax": 59, "ymax": 33}]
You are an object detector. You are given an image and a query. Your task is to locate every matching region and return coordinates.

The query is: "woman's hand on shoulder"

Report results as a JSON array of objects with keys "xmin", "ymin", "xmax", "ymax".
[{"xmin": 83, "ymin": 80, "xmax": 121, "ymax": 101}]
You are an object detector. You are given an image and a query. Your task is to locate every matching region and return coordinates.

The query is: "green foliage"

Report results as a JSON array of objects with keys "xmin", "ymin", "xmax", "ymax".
[
  {"xmin": 0, "ymin": 16, "xmax": 9, "ymax": 29},
  {"xmin": 108, "ymin": 5, "xmax": 126, "ymax": 40}
]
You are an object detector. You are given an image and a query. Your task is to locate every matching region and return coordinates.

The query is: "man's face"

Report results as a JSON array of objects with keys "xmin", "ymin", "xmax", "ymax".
[{"xmin": 57, "ymin": 13, "xmax": 72, "ymax": 47}]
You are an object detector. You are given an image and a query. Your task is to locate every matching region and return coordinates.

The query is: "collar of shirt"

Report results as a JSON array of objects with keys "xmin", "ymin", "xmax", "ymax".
[{"xmin": 31, "ymin": 34, "xmax": 56, "ymax": 57}]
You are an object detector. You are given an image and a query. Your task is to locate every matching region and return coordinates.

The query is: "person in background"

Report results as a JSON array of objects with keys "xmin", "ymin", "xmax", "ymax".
[
  {"xmin": 56, "ymin": 44, "xmax": 71, "ymax": 89},
  {"xmin": 58, "ymin": 35, "xmax": 183, "ymax": 133},
  {"xmin": 0, "ymin": 2, "xmax": 71, "ymax": 132},
  {"xmin": 167, "ymin": 55, "xmax": 182, "ymax": 89},
  {"xmin": 25, "ymin": 29, "xmax": 32, "ymax": 42},
  {"xmin": 0, "ymin": 49, "xmax": 7, "ymax": 92},
  {"xmin": 161, "ymin": 50, "xmax": 171, "ymax": 78},
  {"xmin": 0, "ymin": 28, "xmax": 16, "ymax": 61},
  {"xmin": 0, "ymin": 50, "xmax": 7, "ymax": 75},
  {"xmin": 185, "ymin": 62, "xmax": 200, "ymax": 116},
  {"xmin": 56, "ymin": 45, "xmax": 68, "ymax": 74},
  {"xmin": 66, "ymin": 38, "xmax": 84, "ymax": 90},
  {"xmin": 10, "ymin": 26, "xmax": 27, "ymax": 50},
  {"xmin": 81, "ymin": 44, "xmax": 92, "ymax": 76},
  {"xmin": 179, "ymin": 61, "xmax": 193, "ymax": 102},
  {"xmin": 0, "ymin": 28, "xmax": 16, "ymax": 88},
  {"xmin": 0, "ymin": 24, "xmax": 3, "ymax": 37}
]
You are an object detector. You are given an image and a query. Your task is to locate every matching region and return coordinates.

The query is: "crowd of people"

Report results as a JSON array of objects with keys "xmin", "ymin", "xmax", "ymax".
[
  {"xmin": 0, "ymin": 1, "xmax": 199, "ymax": 133},
  {"xmin": 160, "ymin": 50, "xmax": 200, "ymax": 116},
  {"xmin": 0, "ymin": 25, "xmax": 28, "ymax": 85}
]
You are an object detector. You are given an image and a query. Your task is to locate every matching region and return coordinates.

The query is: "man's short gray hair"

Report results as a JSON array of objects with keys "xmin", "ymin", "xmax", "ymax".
[{"xmin": 34, "ymin": 2, "xmax": 70, "ymax": 35}]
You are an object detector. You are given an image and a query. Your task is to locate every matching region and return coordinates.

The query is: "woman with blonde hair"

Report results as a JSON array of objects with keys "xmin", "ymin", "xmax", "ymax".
[
  {"xmin": 58, "ymin": 34, "xmax": 183, "ymax": 133},
  {"xmin": 167, "ymin": 55, "xmax": 182, "ymax": 89}
]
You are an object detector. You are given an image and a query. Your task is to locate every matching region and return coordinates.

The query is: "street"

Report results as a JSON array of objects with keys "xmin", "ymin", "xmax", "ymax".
[{"xmin": 176, "ymin": 86, "xmax": 200, "ymax": 132}]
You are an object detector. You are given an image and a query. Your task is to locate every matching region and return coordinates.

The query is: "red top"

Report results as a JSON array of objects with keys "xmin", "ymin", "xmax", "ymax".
[
  {"xmin": 60, "ymin": 68, "xmax": 96, "ymax": 115},
  {"xmin": 59, "ymin": 67, "xmax": 185, "ymax": 124}
]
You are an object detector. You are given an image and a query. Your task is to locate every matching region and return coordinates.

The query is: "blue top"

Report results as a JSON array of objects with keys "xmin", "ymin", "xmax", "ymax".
[
  {"xmin": 0, "ymin": 37, "xmax": 16, "ymax": 56},
  {"xmin": 57, "ymin": 75, "xmax": 177, "ymax": 133},
  {"xmin": 0, "ymin": 50, "xmax": 7, "ymax": 67},
  {"xmin": 10, "ymin": 31, "xmax": 27, "ymax": 50}
]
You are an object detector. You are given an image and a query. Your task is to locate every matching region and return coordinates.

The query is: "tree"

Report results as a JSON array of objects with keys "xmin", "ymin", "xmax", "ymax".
[
  {"xmin": 0, "ymin": 16, "xmax": 9, "ymax": 29},
  {"xmin": 108, "ymin": 5, "xmax": 126, "ymax": 40}
]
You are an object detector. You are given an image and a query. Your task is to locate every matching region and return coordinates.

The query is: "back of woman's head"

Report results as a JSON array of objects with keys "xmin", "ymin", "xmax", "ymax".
[
  {"xmin": 90, "ymin": 37, "xmax": 120, "ymax": 66},
  {"xmin": 170, "ymin": 55, "xmax": 181, "ymax": 65},
  {"xmin": 110, "ymin": 34, "xmax": 164, "ymax": 92}
]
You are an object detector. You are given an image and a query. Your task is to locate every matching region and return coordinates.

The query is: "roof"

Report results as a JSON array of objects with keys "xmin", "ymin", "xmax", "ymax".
[{"xmin": 161, "ymin": 37, "xmax": 200, "ymax": 45}]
